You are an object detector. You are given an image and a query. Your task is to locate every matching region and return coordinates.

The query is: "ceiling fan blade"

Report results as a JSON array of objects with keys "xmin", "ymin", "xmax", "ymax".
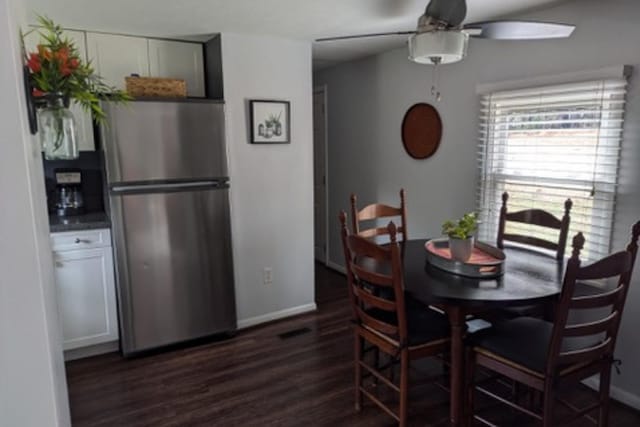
[
  {"xmin": 425, "ymin": 0, "xmax": 467, "ymax": 27},
  {"xmin": 315, "ymin": 31, "xmax": 416, "ymax": 43},
  {"xmin": 463, "ymin": 20, "xmax": 576, "ymax": 40}
]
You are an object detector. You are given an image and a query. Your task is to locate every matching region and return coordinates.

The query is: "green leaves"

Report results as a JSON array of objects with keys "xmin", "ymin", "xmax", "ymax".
[
  {"xmin": 24, "ymin": 15, "xmax": 131, "ymax": 124},
  {"xmin": 266, "ymin": 112, "xmax": 282, "ymax": 127},
  {"xmin": 442, "ymin": 212, "xmax": 478, "ymax": 239}
]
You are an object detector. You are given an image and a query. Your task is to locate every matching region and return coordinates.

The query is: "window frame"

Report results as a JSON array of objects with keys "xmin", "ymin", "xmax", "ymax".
[{"xmin": 476, "ymin": 75, "xmax": 629, "ymax": 260}]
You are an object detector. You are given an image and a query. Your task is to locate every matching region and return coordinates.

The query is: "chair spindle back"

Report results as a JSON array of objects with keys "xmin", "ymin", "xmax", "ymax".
[
  {"xmin": 547, "ymin": 221, "xmax": 640, "ymax": 373},
  {"xmin": 339, "ymin": 211, "xmax": 408, "ymax": 345},
  {"xmin": 350, "ymin": 189, "xmax": 408, "ymax": 242},
  {"xmin": 498, "ymin": 191, "xmax": 572, "ymax": 260}
]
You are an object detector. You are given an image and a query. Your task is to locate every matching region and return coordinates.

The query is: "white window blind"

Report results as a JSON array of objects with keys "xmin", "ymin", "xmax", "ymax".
[{"xmin": 477, "ymin": 78, "xmax": 628, "ymax": 260}]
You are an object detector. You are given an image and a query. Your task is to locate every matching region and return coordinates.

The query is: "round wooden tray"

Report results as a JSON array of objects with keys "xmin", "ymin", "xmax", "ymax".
[
  {"xmin": 425, "ymin": 238, "xmax": 506, "ymax": 279},
  {"xmin": 401, "ymin": 103, "xmax": 442, "ymax": 159}
]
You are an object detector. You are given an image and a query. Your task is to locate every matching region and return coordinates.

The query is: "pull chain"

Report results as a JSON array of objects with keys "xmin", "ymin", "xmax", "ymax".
[
  {"xmin": 430, "ymin": 57, "xmax": 442, "ymax": 102},
  {"xmin": 590, "ymin": 81, "xmax": 605, "ymax": 198}
]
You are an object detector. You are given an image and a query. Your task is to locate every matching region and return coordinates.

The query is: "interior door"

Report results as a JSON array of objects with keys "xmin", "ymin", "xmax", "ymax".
[{"xmin": 313, "ymin": 88, "xmax": 328, "ymax": 263}]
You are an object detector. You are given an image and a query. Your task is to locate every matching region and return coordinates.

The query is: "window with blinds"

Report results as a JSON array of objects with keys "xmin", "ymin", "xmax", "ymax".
[{"xmin": 477, "ymin": 78, "xmax": 628, "ymax": 260}]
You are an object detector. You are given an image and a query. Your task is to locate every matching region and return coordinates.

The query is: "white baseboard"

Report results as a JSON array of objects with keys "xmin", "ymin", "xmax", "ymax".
[
  {"xmin": 314, "ymin": 254, "xmax": 327, "ymax": 264},
  {"xmin": 582, "ymin": 376, "xmax": 640, "ymax": 411},
  {"xmin": 326, "ymin": 260, "xmax": 346, "ymax": 274},
  {"xmin": 237, "ymin": 303, "xmax": 317, "ymax": 329},
  {"xmin": 64, "ymin": 340, "xmax": 119, "ymax": 361}
]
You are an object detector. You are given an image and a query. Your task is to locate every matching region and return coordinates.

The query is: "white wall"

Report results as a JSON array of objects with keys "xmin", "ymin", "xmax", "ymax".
[
  {"xmin": 315, "ymin": 0, "xmax": 640, "ymax": 407},
  {"xmin": 0, "ymin": 0, "xmax": 70, "ymax": 425},
  {"xmin": 220, "ymin": 34, "xmax": 316, "ymax": 327}
]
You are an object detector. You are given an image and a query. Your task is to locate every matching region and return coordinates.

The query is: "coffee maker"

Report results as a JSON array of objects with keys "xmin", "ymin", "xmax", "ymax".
[{"xmin": 54, "ymin": 168, "xmax": 85, "ymax": 217}]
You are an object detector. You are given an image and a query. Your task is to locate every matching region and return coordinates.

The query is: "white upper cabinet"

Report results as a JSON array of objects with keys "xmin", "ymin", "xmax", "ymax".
[
  {"xmin": 148, "ymin": 40, "xmax": 206, "ymax": 97},
  {"xmin": 86, "ymin": 33, "xmax": 149, "ymax": 90},
  {"xmin": 24, "ymin": 29, "xmax": 95, "ymax": 151},
  {"xmin": 23, "ymin": 28, "xmax": 88, "ymax": 61}
]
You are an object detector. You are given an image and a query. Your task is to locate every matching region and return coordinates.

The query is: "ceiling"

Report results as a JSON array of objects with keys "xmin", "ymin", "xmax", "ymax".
[{"xmin": 23, "ymin": 0, "xmax": 568, "ymax": 69}]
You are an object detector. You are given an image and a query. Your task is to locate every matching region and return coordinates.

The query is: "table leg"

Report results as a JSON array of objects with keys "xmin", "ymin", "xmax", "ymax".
[{"xmin": 447, "ymin": 307, "xmax": 467, "ymax": 427}]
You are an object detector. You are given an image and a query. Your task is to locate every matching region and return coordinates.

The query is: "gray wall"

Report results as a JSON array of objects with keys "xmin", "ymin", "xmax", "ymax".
[
  {"xmin": 315, "ymin": 0, "xmax": 640, "ymax": 406},
  {"xmin": 221, "ymin": 33, "xmax": 315, "ymax": 327},
  {"xmin": 0, "ymin": 0, "xmax": 71, "ymax": 424}
]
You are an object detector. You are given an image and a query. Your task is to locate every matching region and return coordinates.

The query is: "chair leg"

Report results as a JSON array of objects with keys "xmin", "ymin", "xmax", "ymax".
[
  {"xmin": 512, "ymin": 382, "xmax": 521, "ymax": 406},
  {"xmin": 542, "ymin": 383, "xmax": 555, "ymax": 427},
  {"xmin": 442, "ymin": 351, "xmax": 450, "ymax": 375},
  {"xmin": 389, "ymin": 352, "xmax": 396, "ymax": 383},
  {"xmin": 399, "ymin": 349, "xmax": 410, "ymax": 427},
  {"xmin": 373, "ymin": 347, "xmax": 380, "ymax": 385},
  {"xmin": 464, "ymin": 348, "xmax": 476, "ymax": 427},
  {"xmin": 598, "ymin": 364, "xmax": 612, "ymax": 427},
  {"xmin": 527, "ymin": 388, "xmax": 537, "ymax": 411},
  {"xmin": 354, "ymin": 332, "xmax": 362, "ymax": 412}
]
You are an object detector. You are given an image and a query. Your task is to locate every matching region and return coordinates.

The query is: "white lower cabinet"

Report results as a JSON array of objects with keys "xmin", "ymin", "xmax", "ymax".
[{"xmin": 52, "ymin": 229, "xmax": 119, "ymax": 351}]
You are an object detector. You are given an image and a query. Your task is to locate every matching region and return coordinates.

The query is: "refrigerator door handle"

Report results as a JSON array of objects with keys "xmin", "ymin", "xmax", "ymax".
[{"xmin": 111, "ymin": 180, "xmax": 227, "ymax": 193}]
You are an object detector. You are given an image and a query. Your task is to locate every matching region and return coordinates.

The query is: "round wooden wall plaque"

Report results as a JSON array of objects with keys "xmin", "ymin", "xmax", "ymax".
[{"xmin": 401, "ymin": 103, "xmax": 442, "ymax": 159}]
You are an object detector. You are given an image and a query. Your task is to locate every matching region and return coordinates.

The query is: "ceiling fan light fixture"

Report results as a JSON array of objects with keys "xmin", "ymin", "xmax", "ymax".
[{"xmin": 408, "ymin": 31, "xmax": 468, "ymax": 65}]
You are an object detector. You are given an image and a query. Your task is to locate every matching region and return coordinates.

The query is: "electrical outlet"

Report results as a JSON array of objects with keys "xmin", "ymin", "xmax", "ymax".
[{"xmin": 263, "ymin": 267, "xmax": 273, "ymax": 285}]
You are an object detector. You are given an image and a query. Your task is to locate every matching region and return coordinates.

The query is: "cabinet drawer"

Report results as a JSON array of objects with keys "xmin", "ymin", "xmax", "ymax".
[{"xmin": 51, "ymin": 229, "xmax": 111, "ymax": 251}]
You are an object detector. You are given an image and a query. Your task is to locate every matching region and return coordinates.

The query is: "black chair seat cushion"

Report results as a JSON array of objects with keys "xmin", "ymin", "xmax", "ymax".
[
  {"xmin": 366, "ymin": 295, "xmax": 450, "ymax": 346},
  {"xmin": 467, "ymin": 317, "xmax": 601, "ymax": 373}
]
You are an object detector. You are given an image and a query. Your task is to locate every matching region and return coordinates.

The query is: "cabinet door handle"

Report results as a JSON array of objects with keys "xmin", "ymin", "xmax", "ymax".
[
  {"xmin": 75, "ymin": 238, "xmax": 91, "ymax": 244},
  {"xmin": 55, "ymin": 261, "xmax": 64, "ymax": 268}
]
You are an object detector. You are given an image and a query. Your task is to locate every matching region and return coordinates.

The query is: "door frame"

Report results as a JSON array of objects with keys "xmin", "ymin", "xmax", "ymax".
[{"xmin": 313, "ymin": 84, "xmax": 329, "ymax": 266}]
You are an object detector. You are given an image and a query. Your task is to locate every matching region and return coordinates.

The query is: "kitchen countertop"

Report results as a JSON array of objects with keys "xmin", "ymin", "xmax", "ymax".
[{"xmin": 49, "ymin": 212, "xmax": 111, "ymax": 233}]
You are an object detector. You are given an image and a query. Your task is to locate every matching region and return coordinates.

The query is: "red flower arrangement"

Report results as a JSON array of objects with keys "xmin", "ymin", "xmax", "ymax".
[{"xmin": 23, "ymin": 15, "xmax": 129, "ymax": 122}]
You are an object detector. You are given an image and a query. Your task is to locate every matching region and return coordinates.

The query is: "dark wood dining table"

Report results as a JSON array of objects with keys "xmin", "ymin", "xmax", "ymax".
[{"xmin": 400, "ymin": 239, "xmax": 565, "ymax": 427}]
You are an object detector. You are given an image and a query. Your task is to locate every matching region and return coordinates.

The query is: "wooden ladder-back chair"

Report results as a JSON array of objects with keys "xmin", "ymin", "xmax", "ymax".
[
  {"xmin": 466, "ymin": 220, "xmax": 640, "ymax": 427},
  {"xmin": 498, "ymin": 191, "xmax": 573, "ymax": 260},
  {"xmin": 350, "ymin": 189, "xmax": 408, "ymax": 242},
  {"xmin": 339, "ymin": 211, "xmax": 449, "ymax": 427}
]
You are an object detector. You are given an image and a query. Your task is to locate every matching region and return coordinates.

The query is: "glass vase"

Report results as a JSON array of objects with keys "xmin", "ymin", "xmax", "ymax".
[{"xmin": 38, "ymin": 96, "xmax": 79, "ymax": 160}]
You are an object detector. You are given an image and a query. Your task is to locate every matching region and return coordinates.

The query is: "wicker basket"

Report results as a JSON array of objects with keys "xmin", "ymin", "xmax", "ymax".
[{"xmin": 125, "ymin": 77, "xmax": 187, "ymax": 98}]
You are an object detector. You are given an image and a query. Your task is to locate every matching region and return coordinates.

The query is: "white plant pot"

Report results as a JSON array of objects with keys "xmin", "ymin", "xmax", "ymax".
[{"xmin": 449, "ymin": 236, "xmax": 474, "ymax": 262}]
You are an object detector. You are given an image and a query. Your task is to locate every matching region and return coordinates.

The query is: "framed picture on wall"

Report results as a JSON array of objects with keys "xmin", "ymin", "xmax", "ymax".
[{"xmin": 249, "ymin": 100, "xmax": 291, "ymax": 144}]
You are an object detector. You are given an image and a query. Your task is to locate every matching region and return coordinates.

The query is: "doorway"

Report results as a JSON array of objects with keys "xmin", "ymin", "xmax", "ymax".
[{"xmin": 313, "ymin": 86, "xmax": 328, "ymax": 265}]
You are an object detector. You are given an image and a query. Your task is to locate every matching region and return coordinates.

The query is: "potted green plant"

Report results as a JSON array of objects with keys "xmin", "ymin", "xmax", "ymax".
[
  {"xmin": 264, "ymin": 112, "xmax": 282, "ymax": 138},
  {"xmin": 22, "ymin": 15, "xmax": 130, "ymax": 159},
  {"xmin": 442, "ymin": 212, "xmax": 478, "ymax": 262}
]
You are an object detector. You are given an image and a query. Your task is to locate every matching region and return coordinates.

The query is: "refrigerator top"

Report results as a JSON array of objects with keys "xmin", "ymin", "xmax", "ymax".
[
  {"xmin": 122, "ymin": 98, "xmax": 225, "ymax": 105},
  {"xmin": 101, "ymin": 100, "xmax": 228, "ymax": 184}
]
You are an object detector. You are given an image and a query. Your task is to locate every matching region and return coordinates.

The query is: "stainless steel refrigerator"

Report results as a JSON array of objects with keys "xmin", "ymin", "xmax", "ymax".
[{"xmin": 101, "ymin": 100, "xmax": 236, "ymax": 356}]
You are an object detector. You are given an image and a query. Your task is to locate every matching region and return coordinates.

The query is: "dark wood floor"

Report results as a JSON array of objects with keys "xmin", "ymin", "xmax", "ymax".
[{"xmin": 66, "ymin": 264, "xmax": 640, "ymax": 426}]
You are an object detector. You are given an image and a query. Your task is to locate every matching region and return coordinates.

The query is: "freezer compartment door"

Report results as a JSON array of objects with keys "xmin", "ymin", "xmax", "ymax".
[
  {"xmin": 101, "ymin": 101, "xmax": 227, "ymax": 183},
  {"xmin": 111, "ymin": 187, "xmax": 236, "ymax": 355}
]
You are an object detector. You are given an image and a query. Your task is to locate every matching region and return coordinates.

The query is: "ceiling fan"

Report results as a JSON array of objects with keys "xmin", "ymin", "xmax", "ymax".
[{"xmin": 316, "ymin": 0, "xmax": 576, "ymax": 66}]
